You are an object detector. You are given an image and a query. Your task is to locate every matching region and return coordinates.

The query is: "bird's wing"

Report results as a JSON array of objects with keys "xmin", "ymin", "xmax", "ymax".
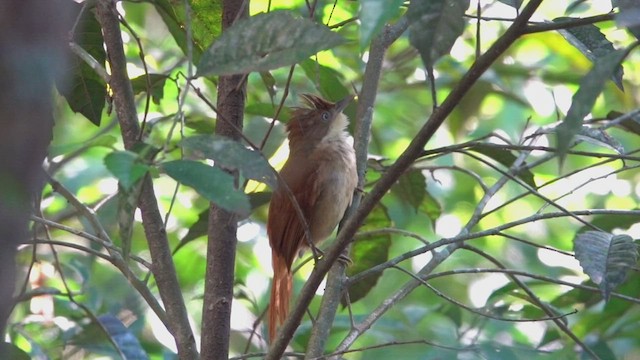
[{"xmin": 267, "ymin": 163, "xmax": 320, "ymax": 267}]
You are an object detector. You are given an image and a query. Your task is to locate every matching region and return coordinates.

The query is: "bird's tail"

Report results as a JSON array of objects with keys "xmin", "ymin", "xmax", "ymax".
[{"xmin": 269, "ymin": 251, "xmax": 292, "ymax": 343}]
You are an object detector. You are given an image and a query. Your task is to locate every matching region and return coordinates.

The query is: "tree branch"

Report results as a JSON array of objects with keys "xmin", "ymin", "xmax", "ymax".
[
  {"xmin": 95, "ymin": 1, "xmax": 197, "ymax": 358},
  {"xmin": 523, "ymin": 13, "xmax": 615, "ymax": 34}
]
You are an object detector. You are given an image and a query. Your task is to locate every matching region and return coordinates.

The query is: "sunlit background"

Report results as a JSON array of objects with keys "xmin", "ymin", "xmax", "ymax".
[{"xmin": 11, "ymin": 0, "xmax": 640, "ymax": 358}]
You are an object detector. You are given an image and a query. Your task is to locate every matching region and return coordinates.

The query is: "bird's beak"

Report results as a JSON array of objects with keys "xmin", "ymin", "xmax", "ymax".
[{"xmin": 334, "ymin": 95, "xmax": 354, "ymax": 114}]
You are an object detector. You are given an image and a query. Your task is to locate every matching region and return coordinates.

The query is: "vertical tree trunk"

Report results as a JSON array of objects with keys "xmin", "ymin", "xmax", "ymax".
[
  {"xmin": 0, "ymin": 0, "xmax": 70, "ymax": 339},
  {"xmin": 200, "ymin": 1, "xmax": 248, "ymax": 358}
]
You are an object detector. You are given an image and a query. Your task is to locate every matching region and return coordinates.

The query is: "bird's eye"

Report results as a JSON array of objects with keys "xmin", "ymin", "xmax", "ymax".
[{"xmin": 321, "ymin": 111, "xmax": 330, "ymax": 121}]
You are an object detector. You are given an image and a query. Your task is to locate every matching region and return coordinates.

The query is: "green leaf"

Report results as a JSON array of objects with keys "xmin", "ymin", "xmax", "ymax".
[
  {"xmin": 259, "ymin": 71, "xmax": 277, "ymax": 101},
  {"xmin": 181, "ymin": 135, "xmax": 278, "ymax": 188},
  {"xmin": 151, "ymin": 0, "xmax": 221, "ymax": 65},
  {"xmin": 407, "ymin": 0, "xmax": 469, "ymax": 69},
  {"xmin": 184, "ymin": 113, "xmax": 216, "ymax": 134},
  {"xmin": 70, "ymin": 314, "xmax": 148, "ymax": 360},
  {"xmin": 539, "ymin": 329, "xmax": 562, "ymax": 347},
  {"xmin": 98, "ymin": 315, "xmax": 148, "ymax": 360},
  {"xmin": 359, "ymin": 0, "xmax": 404, "ymax": 49},
  {"xmin": 391, "ymin": 169, "xmax": 427, "ymax": 212},
  {"xmin": 104, "ymin": 147, "xmax": 157, "ymax": 257},
  {"xmin": 299, "ymin": 59, "xmax": 350, "ymax": 102},
  {"xmin": 497, "ymin": 0, "xmax": 523, "ymax": 9},
  {"xmin": 345, "ymin": 205, "xmax": 392, "ymax": 305},
  {"xmin": 574, "ymin": 231, "xmax": 638, "ymax": 301},
  {"xmin": 197, "ymin": 11, "xmax": 346, "ymax": 76},
  {"xmin": 49, "ymin": 134, "xmax": 117, "ymax": 158},
  {"xmin": 176, "ymin": 208, "xmax": 209, "ymax": 253},
  {"xmin": 567, "ymin": 0, "xmax": 590, "ymax": 12},
  {"xmin": 104, "ymin": 151, "xmax": 150, "ymax": 190},
  {"xmin": 555, "ymin": 48, "xmax": 628, "ymax": 163},
  {"xmin": 245, "ymin": 103, "xmax": 291, "ymax": 123},
  {"xmin": 554, "ymin": 17, "xmax": 624, "ymax": 90},
  {"xmin": 58, "ymin": 2, "xmax": 106, "ymax": 126},
  {"xmin": 584, "ymin": 338, "xmax": 617, "ymax": 360},
  {"xmin": 95, "ymin": 194, "xmax": 120, "ymax": 244},
  {"xmin": 162, "ymin": 160, "xmax": 250, "ymax": 215},
  {"xmin": 419, "ymin": 190, "xmax": 442, "ymax": 229},
  {"xmin": 130, "ymin": 74, "xmax": 169, "ymax": 104},
  {"xmin": 581, "ymin": 209, "xmax": 640, "ymax": 233},
  {"xmin": 551, "ymin": 285, "xmax": 601, "ymax": 308},
  {"xmin": 469, "ymin": 143, "xmax": 537, "ymax": 188}
]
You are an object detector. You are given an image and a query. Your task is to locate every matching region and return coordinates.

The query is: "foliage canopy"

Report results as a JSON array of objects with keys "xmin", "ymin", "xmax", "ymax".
[{"xmin": 6, "ymin": 0, "xmax": 640, "ymax": 359}]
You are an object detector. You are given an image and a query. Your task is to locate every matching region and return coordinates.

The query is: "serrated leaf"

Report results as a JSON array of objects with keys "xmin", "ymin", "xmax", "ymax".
[
  {"xmin": 151, "ymin": 0, "xmax": 221, "ymax": 65},
  {"xmin": 391, "ymin": 169, "xmax": 426, "ymax": 212},
  {"xmin": 131, "ymin": 74, "xmax": 168, "ymax": 104},
  {"xmin": 162, "ymin": 160, "xmax": 250, "ymax": 215},
  {"xmin": 58, "ymin": 2, "xmax": 106, "ymax": 126},
  {"xmin": 555, "ymin": 48, "xmax": 628, "ymax": 164},
  {"xmin": 407, "ymin": 0, "xmax": 469, "ymax": 69},
  {"xmin": 300, "ymin": 59, "xmax": 350, "ymax": 102},
  {"xmin": 574, "ymin": 231, "xmax": 638, "ymax": 301},
  {"xmin": 469, "ymin": 143, "xmax": 537, "ymax": 188},
  {"xmin": 344, "ymin": 205, "xmax": 392, "ymax": 305},
  {"xmin": 104, "ymin": 151, "xmax": 150, "ymax": 190},
  {"xmin": 181, "ymin": 135, "xmax": 278, "ymax": 188},
  {"xmin": 554, "ymin": 17, "xmax": 623, "ymax": 90},
  {"xmin": 197, "ymin": 11, "xmax": 345, "ymax": 76},
  {"xmin": 359, "ymin": 0, "xmax": 405, "ymax": 49}
]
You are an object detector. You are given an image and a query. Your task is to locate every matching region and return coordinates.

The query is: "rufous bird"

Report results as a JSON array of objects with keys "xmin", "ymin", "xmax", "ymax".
[{"xmin": 267, "ymin": 94, "xmax": 357, "ymax": 343}]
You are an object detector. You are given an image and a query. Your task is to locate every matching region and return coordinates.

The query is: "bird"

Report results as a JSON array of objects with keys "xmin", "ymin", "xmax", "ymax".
[{"xmin": 267, "ymin": 94, "xmax": 358, "ymax": 343}]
